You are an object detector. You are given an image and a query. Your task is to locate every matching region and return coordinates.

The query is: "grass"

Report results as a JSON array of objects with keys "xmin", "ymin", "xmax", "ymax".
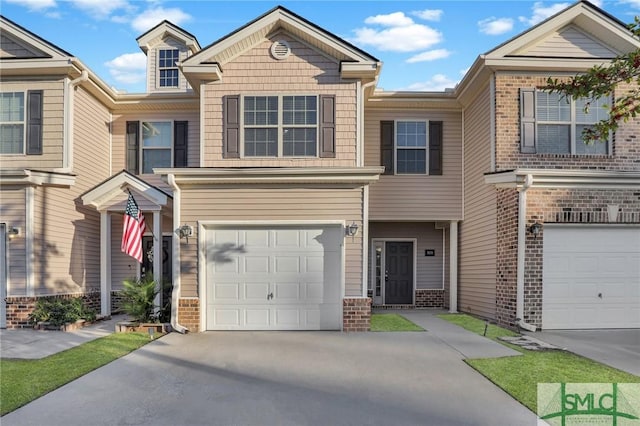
[
  {"xmin": 370, "ymin": 313, "xmax": 424, "ymax": 332},
  {"xmin": 437, "ymin": 314, "xmax": 640, "ymax": 412},
  {"xmin": 0, "ymin": 332, "xmax": 151, "ymax": 416}
]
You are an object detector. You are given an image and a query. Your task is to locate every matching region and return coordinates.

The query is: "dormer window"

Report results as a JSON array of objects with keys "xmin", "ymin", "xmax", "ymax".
[{"xmin": 158, "ymin": 49, "xmax": 179, "ymax": 88}]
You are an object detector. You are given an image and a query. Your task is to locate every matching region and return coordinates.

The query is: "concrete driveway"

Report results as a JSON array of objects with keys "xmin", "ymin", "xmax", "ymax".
[{"xmin": 2, "ymin": 330, "xmax": 535, "ymax": 426}]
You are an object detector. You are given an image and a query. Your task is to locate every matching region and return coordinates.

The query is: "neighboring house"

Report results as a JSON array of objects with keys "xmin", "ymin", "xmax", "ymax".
[{"xmin": 1, "ymin": 1, "xmax": 638, "ymax": 332}]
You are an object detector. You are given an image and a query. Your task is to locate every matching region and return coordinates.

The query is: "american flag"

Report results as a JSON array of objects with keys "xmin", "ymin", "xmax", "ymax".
[{"xmin": 121, "ymin": 192, "xmax": 146, "ymax": 263}]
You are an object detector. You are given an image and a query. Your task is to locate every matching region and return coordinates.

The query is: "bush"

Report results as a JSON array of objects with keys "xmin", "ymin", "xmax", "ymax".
[
  {"xmin": 121, "ymin": 275, "xmax": 171, "ymax": 323},
  {"xmin": 29, "ymin": 297, "xmax": 97, "ymax": 326}
]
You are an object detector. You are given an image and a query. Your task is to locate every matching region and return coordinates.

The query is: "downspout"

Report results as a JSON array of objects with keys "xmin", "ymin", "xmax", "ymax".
[
  {"xmin": 516, "ymin": 174, "xmax": 537, "ymax": 332},
  {"xmin": 167, "ymin": 174, "xmax": 188, "ymax": 333},
  {"xmin": 61, "ymin": 70, "xmax": 89, "ymax": 172}
]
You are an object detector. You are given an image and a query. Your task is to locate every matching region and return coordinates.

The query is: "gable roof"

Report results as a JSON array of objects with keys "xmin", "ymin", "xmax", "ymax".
[
  {"xmin": 81, "ymin": 170, "xmax": 172, "ymax": 211},
  {"xmin": 180, "ymin": 5, "xmax": 380, "ymax": 86},
  {"xmin": 0, "ymin": 14, "xmax": 73, "ymax": 59},
  {"xmin": 137, "ymin": 20, "xmax": 201, "ymax": 55}
]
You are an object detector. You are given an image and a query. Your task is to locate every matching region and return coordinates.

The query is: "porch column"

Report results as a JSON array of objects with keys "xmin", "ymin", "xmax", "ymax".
[
  {"xmin": 449, "ymin": 221, "xmax": 458, "ymax": 313},
  {"xmin": 100, "ymin": 211, "xmax": 112, "ymax": 317},
  {"xmin": 153, "ymin": 211, "xmax": 162, "ymax": 313}
]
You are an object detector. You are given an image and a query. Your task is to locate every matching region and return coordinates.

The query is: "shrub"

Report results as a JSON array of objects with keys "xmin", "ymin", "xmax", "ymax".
[
  {"xmin": 121, "ymin": 275, "xmax": 171, "ymax": 323},
  {"xmin": 29, "ymin": 297, "xmax": 97, "ymax": 327}
]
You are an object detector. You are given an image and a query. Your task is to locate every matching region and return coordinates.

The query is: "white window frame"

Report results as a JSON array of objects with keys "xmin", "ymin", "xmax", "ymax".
[
  {"xmin": 0, "ymin": 91, "xmax": 26, "ymax": 155},
  {"xmin": 157, "ymin": 49, "xmax": 180, "ymax": 89},
  {"xmin": 140, "ymin": 120, "xmax": 173, "ymax": 174},
  {"xmin": 394, "ymin": 119, "xmax": 429, "ymax": 175},
  {"xmin": 240, "ymin": 94, "xmax": 319, "ymax": 158},
  {"xmin": 535, "ymin": 90, "xmax": 611, "ymax": 156}
]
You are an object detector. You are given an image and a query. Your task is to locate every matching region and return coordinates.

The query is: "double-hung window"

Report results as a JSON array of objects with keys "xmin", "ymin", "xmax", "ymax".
[
  {"xmin": 396, "ymin": 121, "xmax": 427, "ymax": 174},
  {"xmin": 158, "ymin": 49, "xmax": 179, "ymax": 88},
  {"xmin": 0, "ymin": 92, "xmax": 25, "ymax": 154},
  {"xmin": 380, "ymin": 120, "xmax": 443, "ymax": 175},
  {"xmin": 521, "ymin": 89, "xmax": 610, "ymax": 155},
  {"xmin": 141, "ymin": 121, "xmax": 172, "ymax": 173},
  {"xmin": 126, "ymin": 120, "xmax": 188, "ymax": 174}
]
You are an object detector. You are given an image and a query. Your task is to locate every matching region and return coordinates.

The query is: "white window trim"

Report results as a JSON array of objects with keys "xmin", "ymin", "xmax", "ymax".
[
  {"xmin": 140, "ymin": 120, "xmax": 174, "ymax": 174},
  {"xmin": 0, "ymin": 91, "xmax": 26, "ymax": 155},
  {"xmin": 240, "ymin": 94, "xmax": 319, "ymax": 158},
  {"xmin": 394, "ymin": 119, "xmax": 429, "ymax": 175},
  {"xmin": 157, "ymin": 48, "xmax": 180, "ymax": 89},
  {"xmin": 535, "ymin": 91, "xmax": 612, "ymax": 156}
]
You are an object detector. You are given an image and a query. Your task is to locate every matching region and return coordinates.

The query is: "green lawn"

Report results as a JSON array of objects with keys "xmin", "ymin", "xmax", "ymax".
[
  {"xmin": 0, "ymin": 332, "xmax": 151, "ymax": 416},
  {"xmin": 437, "ymin": 314, "xmax": 640, "ymax": 412},
  {"xmin": 370, "ymin": 313, "xmax": 424, "ymax": 332}
]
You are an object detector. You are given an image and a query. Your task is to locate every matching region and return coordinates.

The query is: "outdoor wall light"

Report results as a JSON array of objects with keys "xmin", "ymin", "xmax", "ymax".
[
  {"xmin": 528, "ymin": 222, "xmax": 542, "ymax": 237},
  {"xmin": 345, "ymin": 222, "xmax": 359, "ymax": 237},
  {"xmin": 7, "ymin": 227, "xmax": 21, "ymax": 239},
  {"xmin": 177, "ymin": 224, "xmax": 194, "ymax": 240}
]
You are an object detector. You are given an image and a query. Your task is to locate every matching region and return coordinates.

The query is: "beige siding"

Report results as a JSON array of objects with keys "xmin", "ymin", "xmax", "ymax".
[
  {"xmin": 365, "ymin": 109, "xmax": 463, "ymax": 220},
  {"xmin": 0, "ymin": 34, "xmax": 45, "ymax": 58},
  {"xmin": 112, "ymin": 112, "xmax": 200, "ymax": 174},
  {"xmin": 0, "ymin": 79, "xmax": 65, "ymax": 169},
  {"xmin": 32, "ymin": 87, "xmax": 111, "ymax": 295},
  {"xmin": 0, "ymin": 187, "xmax": 27, "ymax": 296},
  {"xmin": 459, "ymin": 83, "xmax": 497, "ymax": 319},
  {"xmin": 202, "ymin": 34, "xmax": 357, "ymax": 167},
  {"xmin": 179, "ymin": 186, "xmax": 364, "ymax": 298},
  {"xmin": 110, "ymin": 214, "xmax": 137, "ymax": 291},
  {"xmin": 147, "ymin": 36, "xmax": 191, "ymax": 93},
  {"xmin": 369, "ymin": 222, "xmax": 445, "ymax": 290},
  {"xmin": 522, "ymin": 26, "xmax": 618, "ymax": 58}
]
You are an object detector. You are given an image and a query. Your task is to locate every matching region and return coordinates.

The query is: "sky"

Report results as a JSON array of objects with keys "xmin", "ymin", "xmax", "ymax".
[{"xmin": 3, "ymin": 0, "xmax": 640, "ymax": 93}]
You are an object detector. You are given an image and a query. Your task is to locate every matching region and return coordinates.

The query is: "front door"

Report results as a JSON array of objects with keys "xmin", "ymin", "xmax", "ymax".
[
  {"xmin": 385, "ymin": 242, "xmax": 413, "ymax": 304},
  {"xmin": 142, "ymin": 236, "xmax": 172, "ymax": 308}
]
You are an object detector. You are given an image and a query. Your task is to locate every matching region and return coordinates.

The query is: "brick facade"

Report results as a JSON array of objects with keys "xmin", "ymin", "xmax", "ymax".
[
  {"xmin": 342, "ymin": 297, "xmax": 371, "ymax": 331},
  {"xmin": 4, "ymin": 291, "xmax": 101, "ymax": 329},
  {"xmin": 415, "ymin": 289, "xmax": 445, "ymax": 308},
  {"xmin": 495, "ymin": 188, "xmax": 519, "ymax": 328},
  {"xmin": 177, "ymin": 298, "xmax": 200, "ymax": 333}
]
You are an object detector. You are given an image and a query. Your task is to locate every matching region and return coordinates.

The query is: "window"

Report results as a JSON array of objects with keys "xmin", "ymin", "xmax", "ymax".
[
  {"xmin": 380, "ymin": 120, "xmax": 442, "ymax": 175},
  {"xmin": 141, "ymin": 121, "xmax": 172, "ymax": 173},
  {"xmin": 0, "ymin": 92, "xmax": 25, "ymax": 154},
  {"xmin": 521, "ymin": 89, "xmax": 610, "ymax": 155},
  {"xmin": 158, "ymin": 49, "xmax": 179, "ymax": 88},
  {"xmin": 242, "ymin": 95, "xmax": 318, "ymax": 157},
  {"xmin": 396, "ymin": 121, "xmax": 427, "ymax": 174}
]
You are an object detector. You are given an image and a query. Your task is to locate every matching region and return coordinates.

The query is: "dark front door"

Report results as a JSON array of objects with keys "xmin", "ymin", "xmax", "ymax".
[
  {"xmin": 385, "ymin": 242, "xmax": 413, "ymax": 304},
  {"xmin": 141, "ymin": 236, "xmax": 172, "ymax": 283}
]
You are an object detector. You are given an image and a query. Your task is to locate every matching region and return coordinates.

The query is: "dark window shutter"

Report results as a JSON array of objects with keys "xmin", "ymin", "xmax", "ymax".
[
  {"xmin": 429, "ymin": 121, "xmax": 443, "ymax": 175},
  {"xmin": 319, "ymin": 95, "xmax": 336, "ymax": 158},
  {"xmin": 520, "ymin": 88, "xmax": 536, "ymax": 153},
  {"xmin": 380, "ymin": 121, "xmax": 394, "ymax": 175},
  {"xmin": 126, "ymin": 121, "xmax": 140, "ymax": 174},
  {"xmin": 26, "ymin": 90, "xmax": 43, "ymax": 155},
  {"xmin": 223, "ymin": 95, "xmax": 240, "ymax": 158},
  {"xmin": 174, "ymin": 121, "xmax": 188, "ymax": 167}
]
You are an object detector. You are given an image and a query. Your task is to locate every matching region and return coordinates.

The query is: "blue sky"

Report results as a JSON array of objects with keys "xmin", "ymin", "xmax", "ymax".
[{"xmin": 3, "ymin": 0, "xmax": 639, "ymax": 93}]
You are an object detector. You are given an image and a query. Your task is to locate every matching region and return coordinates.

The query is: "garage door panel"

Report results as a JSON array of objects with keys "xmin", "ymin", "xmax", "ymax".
[
  {"xmin": 245, "ymin": 256, "xmax": 270, "ymax": 273},
  {"xmin": 275, "ymin": 256, "xmax": 301, "ymax": 273},
  {"xmin": 245, "ymin": 309, "xmax": 270, "ymax": 326},
  {"xmin": 245, "ymin": 282, "xmax": 270, "ymax": 301},
  {"xmin": 213, "ymin": 309, "xmax": 241, "ymax": 328},
  {"xmin": 214, "ymin": 283, "xmax": 241, "ymax": 300}
]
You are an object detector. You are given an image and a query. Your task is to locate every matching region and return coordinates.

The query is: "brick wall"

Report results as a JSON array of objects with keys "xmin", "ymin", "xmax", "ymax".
[
  {"xmin": 495, "ymin": 188, "xmax": 519, "ymax": 328},
  {"xmin": 494, "ymin": 74, "xmax": 640, "ymax": 172},
  {"xmin": 415, "ymin": 289, "xmax": 444, "ymax": 308},
  {"xmin": 4, "ymin": 292, "xmax": 101, "ymax": 329},
  {"xmin": 177, "ymin": 298, "xmax": 200, "ymax": 333},
  {"xmin": 343, "ymin": 297, "xmax": 371, "ymax": 332}
]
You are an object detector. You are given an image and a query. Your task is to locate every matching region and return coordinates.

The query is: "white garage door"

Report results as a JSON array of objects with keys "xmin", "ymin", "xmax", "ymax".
[
  {"xmin": 543, "ymin": 225, "xmax": 640, "ymax": 329},
  {"xmin": 205, "ymin": 225, "xmax": 342, "ymax": 330}
]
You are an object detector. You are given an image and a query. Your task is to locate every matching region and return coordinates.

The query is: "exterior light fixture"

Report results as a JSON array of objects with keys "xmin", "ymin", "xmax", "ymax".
[
  {"xmin": 7, "ymin": 227, "xmax": 20, "ymax": 239},
  {"xmin": 177, "ymin": 224, "xmax": 194, "ymax": 242},
  {"xmin": 528, "ymin": 222, "xmax": 542, "ymax": 237},
  {"xmin": 345, "ymin": 222, "xmax": 359, "ymax": 237}
]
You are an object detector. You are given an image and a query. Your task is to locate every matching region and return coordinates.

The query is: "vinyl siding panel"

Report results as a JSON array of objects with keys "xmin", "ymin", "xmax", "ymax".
[
  {"xmin": 369, "ymin": 222, "xmax": 445, "ymax": 290},
  {"xmin": 31, "ymin": 87, "xmax": 111, "ymax": 295},
  {"xmin": 179, "ymin": 186, "xmax": 364, "ymax": 298},
  {"xmin": 202, "ymin": 34, "xmax": 357, "ymax": 167},
  {"xmin": 0, "ymin": 34, "xmax": 45, "ymax": 58},
  {"xmin": 0, "ymin": 79, "xmax": 64, "ymax": 169},
  {"xmin": 522, "ymin": 26, "xmax": 618, "ymax": 58},
  {"xmin": 459, "ymin": 83, "xmax": 497, "ymax": 319},
  {"xmin": 365, "ymin": 109, "xmax": 463, "ymax": 220},
  {"xmin": 0, "ymin": 187, "xmax": 27, "ymax": 296}
]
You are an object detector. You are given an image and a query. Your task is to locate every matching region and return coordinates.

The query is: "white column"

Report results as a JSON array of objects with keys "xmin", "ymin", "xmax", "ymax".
[
  {"xmin": 449, "ymin": 221, "xmax": 458, "ymax": 313},
  {"xmin": 153, "ymin": 211, "xmax": 162, "ymax": 314},
  {"xmin": 100, "ymin": 211, "xmax": 112, "ymax": 317}
]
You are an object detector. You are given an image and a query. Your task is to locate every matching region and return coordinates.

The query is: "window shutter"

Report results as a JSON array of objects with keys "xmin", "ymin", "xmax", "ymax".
[
  {"xmin": 319, "ymin": 95, "xmax": 336, "ymax": 158},
  {"xmin": 520, "ymin": 88, "xmax": 536, "ymax": 153},
  {"xmin": 26, "ymin": 90, "xmax": 43, "ymax": 155},
  {"xmin": 380, "ymin": 121, "xmax": 394, "ymax": 175},
  {"xmin": 174, "ymin": 121, "xmax": 188, "ymax": 167},
  {"xmin": 429, "ymin": 121, "xmax": 443, "ymax": 175},
  {"xmin": 126, "ymin": 121, "xmax": 140, "ymax": 174},
  {"xmin": 223, "ymin": 95, "xmax": 240, "ymax": 158}
]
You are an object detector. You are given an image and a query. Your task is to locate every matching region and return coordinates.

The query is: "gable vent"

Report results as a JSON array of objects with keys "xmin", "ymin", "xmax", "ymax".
[{"xmin": 270, "ymin": 40, "xmax": 291, "ymax": 60}]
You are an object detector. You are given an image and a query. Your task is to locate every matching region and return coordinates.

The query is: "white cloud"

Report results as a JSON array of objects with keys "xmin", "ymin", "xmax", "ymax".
[
  {"xmin": 619, "ymin": 0, "xmax": 640, "ymax": 7},
  {"xmin": 402, "ymin": 74, "xmax": 458, "ymax": 92},
  {"xmin": 412, "ymin": 9, "xmax": 443, "ymax": 22},
  {"xmin": 352, "ymin": 12, "xmax": 443, "ymax": 52},
  {"xmin": 478, "ymin": 17, "xmax": 514, "ymax": 35},
  {"xmin": 5, "ymin": 0, "xmax": 56, "ymax": 11},
  {"xmin": 105, "ymin": 52, "xmax": 146, "ymax": 85},
  {"xmin": 68, "ymin": 0, "xmax": 132, "ymax": 20},
  {"xmin": 518, "ymin": 2, "xmax": 570, "ymax": 26},
  {"xmin": 589, "ymin": 0, "xmax": 603, "ymax": 6},
  {"xmin": 406, "ymin": 48, "xmax": 451, "ymax": 63},
  {"xmin": 130, "ymin": 6, "xmax": 192, "ymax": 33}
]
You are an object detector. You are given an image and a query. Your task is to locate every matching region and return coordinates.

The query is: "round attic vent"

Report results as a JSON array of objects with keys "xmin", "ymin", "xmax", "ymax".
[{"xmin": 270, "ymin": 40, "xmax": 291, "ymax": 60}]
